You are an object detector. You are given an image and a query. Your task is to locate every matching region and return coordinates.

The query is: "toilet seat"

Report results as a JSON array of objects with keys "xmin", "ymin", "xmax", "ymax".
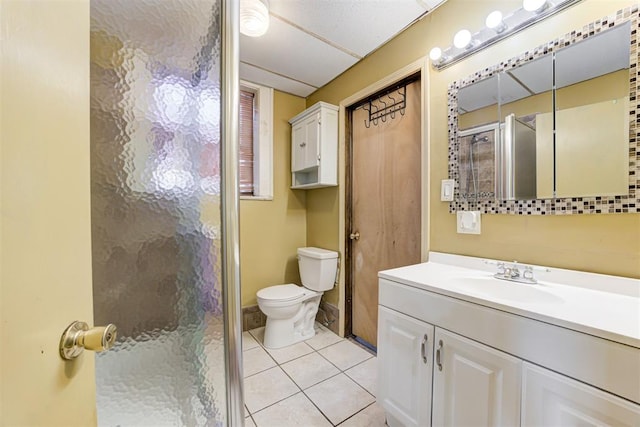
[
  {"xmin": 258, "ymin": 284, "xmax": 305, "ymax": 301},
  {"xmin": 257, "ymin": 284, "xmax": 319, "ymax": 308}
]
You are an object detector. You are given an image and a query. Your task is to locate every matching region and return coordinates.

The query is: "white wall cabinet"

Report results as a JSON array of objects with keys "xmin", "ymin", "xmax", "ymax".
[
  {"xmin": 432, "ymin": 329, "xmax": 521, "ymax": 427},
  {"xmin": 378, "ymin": 306, "xmax": 434, "ymax": 427},
  {"xmin": 288, "ymin": 102, "xmax": 338, "ymax": 189}
]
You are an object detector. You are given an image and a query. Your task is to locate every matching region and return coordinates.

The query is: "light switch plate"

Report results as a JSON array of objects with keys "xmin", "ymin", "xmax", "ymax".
[
  {"xmin": 457, "ymin": 211, "xmax": 481, "ymax": 234},
  {"xmin": 441, "ymin": 179, "xmax": 454, "ymax": 201}
]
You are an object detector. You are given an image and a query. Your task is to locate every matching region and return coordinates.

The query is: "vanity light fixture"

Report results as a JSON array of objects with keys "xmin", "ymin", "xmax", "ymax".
[
  {"xmin": 523, "ymin": 0, "xmax": 549, "ymax": 13},
  {"xmin": 240, "ymin": 0, "xmax": 270, "ymax": 37},
  {"xmin": 486, "ymin": 10, "xmax": 507, "ymax": 33},
  {"xmin": 429, "ymin": 47, "xmax": 443, "ymax": 61},
  {"xmin": 453, "ymin": 29, "xmax": 473, "ymax": 49},
  {"xmin": 428, "ymin": 0, "xmax": 582, "ymax": 70}
]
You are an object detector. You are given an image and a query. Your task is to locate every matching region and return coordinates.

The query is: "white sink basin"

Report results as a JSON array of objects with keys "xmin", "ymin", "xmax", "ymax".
[{"xmin": 458, "ymin": 276, "xmax": 564, "ymax": 304}]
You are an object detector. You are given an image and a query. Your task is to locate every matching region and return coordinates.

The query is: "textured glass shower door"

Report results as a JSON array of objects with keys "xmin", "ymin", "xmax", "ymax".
[{"xmin": 90, "ymin": 1, "xmax": 241, "ymax": 425}]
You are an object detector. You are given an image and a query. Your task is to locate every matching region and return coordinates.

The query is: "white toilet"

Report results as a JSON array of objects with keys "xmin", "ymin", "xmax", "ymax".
[{"xmin": 257, "ymin": 247, "xmax": 339, "ymax": 349}]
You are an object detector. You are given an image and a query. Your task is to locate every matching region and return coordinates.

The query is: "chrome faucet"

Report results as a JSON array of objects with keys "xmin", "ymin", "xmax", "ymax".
[{"xmin": 494, "ymin": 261, "xmax": 537, "ymax": 284}]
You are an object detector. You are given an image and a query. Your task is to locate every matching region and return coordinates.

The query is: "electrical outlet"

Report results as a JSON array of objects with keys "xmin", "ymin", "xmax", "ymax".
[{"xmin": 457, "ymin": 211, "xmax": 481, "ymax": 234}]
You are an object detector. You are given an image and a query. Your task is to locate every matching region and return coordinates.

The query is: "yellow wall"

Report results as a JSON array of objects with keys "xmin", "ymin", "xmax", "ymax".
[
  {"xmin": 240, "ymin": 91, "xmax": 307, "ymax": 306},
  {"xmin": 306, "ymin": 0, "xmax": 640, "ymax": 298}
]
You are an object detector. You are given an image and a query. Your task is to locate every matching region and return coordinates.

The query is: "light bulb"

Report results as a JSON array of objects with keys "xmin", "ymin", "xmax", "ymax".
[
  {"xmin": 486, "ymin": 11, "xmax": 507, "ymax": 33},
  {"xmin": 240, "ymin": 0, "xmax": 270, "ymax": 37},
  {"xmin": 523, "ymin": 0, "xmax": 548, "ymax": 12},
  {"xmin": 453, "ymin": 29, "xmax": 472, "ymax": 49},
  {"xmin": 429, "ymin": 47, "xmax": 443, "ymax": 61}
]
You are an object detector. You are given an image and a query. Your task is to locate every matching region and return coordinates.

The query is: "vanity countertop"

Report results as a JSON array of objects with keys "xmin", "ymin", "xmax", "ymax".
[{"xmin": 379, "ymin": 252, "xmax": 640, "ymax": 348}]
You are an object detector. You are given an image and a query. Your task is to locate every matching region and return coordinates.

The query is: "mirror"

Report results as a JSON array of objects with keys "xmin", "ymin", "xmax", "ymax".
[
  {"xmin": 457, "ymin": 76, "xmax": 499, "ymax": 201},
  {"xmin": 554, "ymin": 21, "xmax": 630, "ymax": 198},
  {"xmin": 451, "ymin": 15, "xmax": 635, "ymax": 210},
  {"xmin": 498, "ymin": 55, "xmax": 553, "ymax": 200}
]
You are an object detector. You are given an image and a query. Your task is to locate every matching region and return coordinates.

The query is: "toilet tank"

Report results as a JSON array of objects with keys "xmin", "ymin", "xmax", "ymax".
[{"xmin": 297, "ymin": 247, "xmax": 339, "ymax": 292}]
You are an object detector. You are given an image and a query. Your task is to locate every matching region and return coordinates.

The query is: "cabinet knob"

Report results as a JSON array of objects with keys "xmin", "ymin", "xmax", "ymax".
[
  {"xmin": 349, "ymin": 231, "xmax": 360, "ymax": 241},
  {"xmin": 300, "ymin": 142, "xmax": 306, "ymax": 147}
]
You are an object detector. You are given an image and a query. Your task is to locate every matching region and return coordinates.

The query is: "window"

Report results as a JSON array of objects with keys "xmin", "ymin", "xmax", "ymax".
[{"xmin": 239, "ymin": 81, "xmax": 273, "ymax": 199}]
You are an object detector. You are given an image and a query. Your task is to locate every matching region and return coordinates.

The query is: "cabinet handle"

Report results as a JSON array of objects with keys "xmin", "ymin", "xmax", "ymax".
[
  {"xmin": 421, "ymin": 334, "xmax": 428, "ymax": 364},
  {"xmin": 436, "ymin": 339, "xmax": 443, "ymax": 371},
  {"xmin": 300, "ymin": 142, "xmax": 306, "ymax": 147}
]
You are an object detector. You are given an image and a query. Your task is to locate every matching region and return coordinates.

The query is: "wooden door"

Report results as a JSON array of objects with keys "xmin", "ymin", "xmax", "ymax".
[
  {"xmin": 432, "ymin": 329, "xmax": 522, "ymax": 427},
  {"xmin": 378, "ymin": 306, "xmax": 434, "ymax": 427},
  {"xmin": 350, "ymin": 79, "xmax": 421, "ymax": 347},
  {"xmin": 1, "ymin": 1, "xmax": 97, "ymax": 424}
]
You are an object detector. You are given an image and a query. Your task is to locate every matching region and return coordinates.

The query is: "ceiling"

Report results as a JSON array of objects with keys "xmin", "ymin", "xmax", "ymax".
[{"xmin": 240, "ymin": 0, "xmax": 446, "ymax": 97}]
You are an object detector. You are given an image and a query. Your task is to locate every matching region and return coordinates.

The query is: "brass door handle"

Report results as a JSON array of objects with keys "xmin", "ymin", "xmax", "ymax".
[
  {"xmin": 59, "ymin": 320, "xmax": 117, "ymax": 360},
  {"xmin": 349, "ymin": 231, "xmax": 360, "ymax": 240}
]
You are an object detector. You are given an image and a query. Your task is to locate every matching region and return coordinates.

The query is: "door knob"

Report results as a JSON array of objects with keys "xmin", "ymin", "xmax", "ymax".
[
  {"xmin": 349, "ymin": 231, "xmax": 360, "ymax": 241},
  {"xmin": 59, "ymin": 320, "xmax": 117, "ymax": 361}
]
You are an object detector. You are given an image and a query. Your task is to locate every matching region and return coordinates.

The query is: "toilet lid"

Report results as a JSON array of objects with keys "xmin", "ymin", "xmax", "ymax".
[{"xmin": 257, "ymin": 284, "xmax": 306, "ymax": 302}]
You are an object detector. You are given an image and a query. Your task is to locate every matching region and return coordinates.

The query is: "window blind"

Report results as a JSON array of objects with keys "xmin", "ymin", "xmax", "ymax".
[{"xmin": 239, "ymin": 90, "xmax": 255, "ymax": 195}]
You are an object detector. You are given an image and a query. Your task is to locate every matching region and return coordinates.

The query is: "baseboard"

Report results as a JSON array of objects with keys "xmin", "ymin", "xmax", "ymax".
[
  {"xmin": 315, "ymin": 301, "xmax": 339, "ymax": 336},
  {"xmin": 242, "ymin": 305, "xmax": 266, "ymax": 331}
]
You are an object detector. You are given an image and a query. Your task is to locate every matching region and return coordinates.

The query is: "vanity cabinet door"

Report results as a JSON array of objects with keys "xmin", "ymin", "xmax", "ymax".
[
  {"xmin": 378, "ymin": 306, "xmax": 434, "ymax": 427},
  {"xmin": 522, "ymin": 362, "xmax": 640, "ymax": 426},
  {"xmin": 432, "ymin": 328, "xmax": 521, "ymax": 427}
]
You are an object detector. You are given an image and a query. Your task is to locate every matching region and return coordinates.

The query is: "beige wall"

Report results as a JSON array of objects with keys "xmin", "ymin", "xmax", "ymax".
[
  {"xmin": 1, "ymin": 0, "xmax": 97, "ymax": 424},
  {"xmin": 306, "ymin": 0, "xmax": 640, "ymax": 304},
  {"xmin": 240, "ymin": 91, "xmax": 308, "ymax": 307}
]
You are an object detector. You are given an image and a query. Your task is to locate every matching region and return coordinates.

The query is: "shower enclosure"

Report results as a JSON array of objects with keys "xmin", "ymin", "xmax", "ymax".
[
  {"xmin": 458, "ymin": 115, "xmax": 537, "ymax": 202},
  {"xmin": 458, "ymin": 124, "xmax": 498, "ymax": 201},
  {"xmin": 90, "ymin": 0, "xmax": 242, "ymax": 425}
]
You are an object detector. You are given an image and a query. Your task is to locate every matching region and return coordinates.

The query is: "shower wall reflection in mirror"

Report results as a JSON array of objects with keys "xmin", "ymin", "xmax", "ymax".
[{"xmin": 448, "ymin": 6, "xmax": 639, "ymax": 215}]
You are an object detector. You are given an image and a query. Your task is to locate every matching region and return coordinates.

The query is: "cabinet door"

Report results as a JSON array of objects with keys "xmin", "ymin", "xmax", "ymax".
[
  {"xmin": 432, "ymin": 328, "xmax": 521, "ymax": 427},
  {"xmin": 378, "ymin": 306, "xmax": 434, "ymax": 427},
  {"xmin": 291, "ymin": 122, "xmax": 306, "ymax": 172},
  {"xmin": 522, "ymin": 362, "xmax": 640, "ymax": 426},
  {"xmin": 302, "ymin": 113, "xmax": 320, "ymax": 170}
]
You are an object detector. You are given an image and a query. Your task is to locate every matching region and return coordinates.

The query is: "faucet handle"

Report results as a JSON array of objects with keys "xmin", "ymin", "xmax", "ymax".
[{"xmin": 523, "ymin": 266, "xmax": 535, "ymax": 280}]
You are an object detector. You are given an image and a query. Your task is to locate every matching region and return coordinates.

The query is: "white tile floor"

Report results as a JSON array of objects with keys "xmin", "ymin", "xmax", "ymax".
[{"xmin": 243, "ymin": 323, "xmax": 386, "ymax": 427}]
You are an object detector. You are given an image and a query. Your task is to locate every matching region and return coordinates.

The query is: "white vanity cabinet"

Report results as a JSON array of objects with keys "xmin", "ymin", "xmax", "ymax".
[
  {"xmin": 378, "ymin": 306, "xmax": 521, "ymax": 427},
  {"xmin": 432, "ymin": 329, "xmax": 521, "ymax": 427},
  {"xmin": 378, "ymin": 306, "xmax": 434, "ymax": 427},
  {"xmin": 288, "ymin": 102, "xmax": 338, "ymax": 189},
  {"xmin": 377, "ymin": 253, "xmax": 640, "ymax": 427}
]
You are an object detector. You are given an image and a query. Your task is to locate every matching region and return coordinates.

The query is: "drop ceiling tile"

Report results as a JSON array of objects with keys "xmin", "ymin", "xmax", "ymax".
[
  {"xmin": 508, "ymin": 55, "xmax": 553, "ymax": 95},
  {"xmin": 499, "ymin": 73, "xmax": 536, "ymax": 106},
  {"xmin": 555, "ymin": 22, "xmax": 630, "ymax": 90},
  {"xmin": 240, "ymin": 16, "xmax": 359, "ymax": 88},
  {"xmin": 458, "ymin": 75, "xmax": 499, "ymax": 113},
  {"xmin": 269, "ymin": 0, "xmax": 434, "ymax": 57},
  {"xmin": 240, "ymin": 63, "xmax": 317, "ymax": 97}
]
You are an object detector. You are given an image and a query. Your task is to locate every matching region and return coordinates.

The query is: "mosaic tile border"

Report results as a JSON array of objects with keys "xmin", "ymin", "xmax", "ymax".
[{"xmin": 448, "ymin": 5, "xmax": 639, "ymax": 215}]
